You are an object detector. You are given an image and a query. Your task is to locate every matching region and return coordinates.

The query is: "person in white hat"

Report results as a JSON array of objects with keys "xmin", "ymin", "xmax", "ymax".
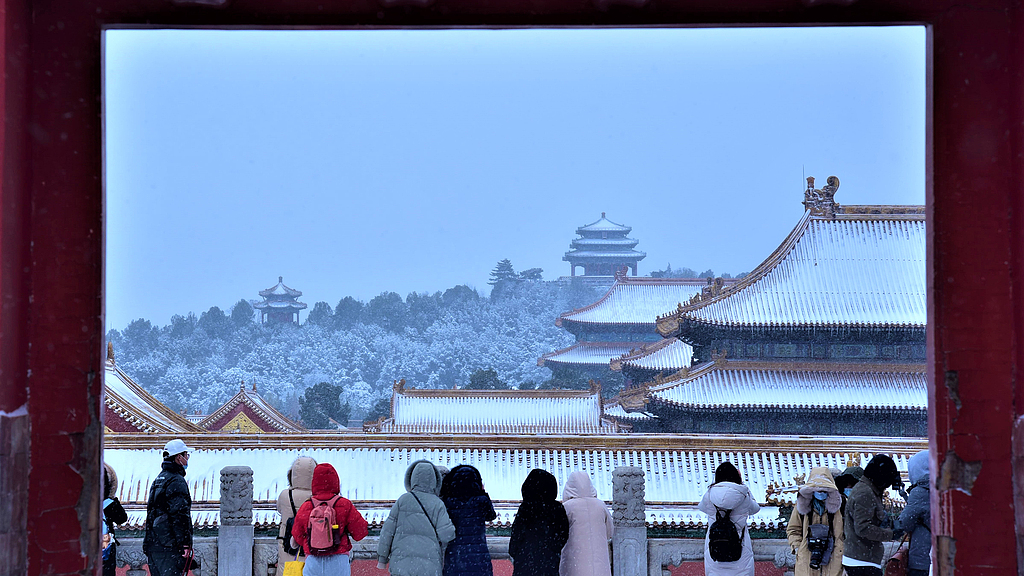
[{"xmin": 143, "ymin": 439, "xmax": 195, "ymax": 576}]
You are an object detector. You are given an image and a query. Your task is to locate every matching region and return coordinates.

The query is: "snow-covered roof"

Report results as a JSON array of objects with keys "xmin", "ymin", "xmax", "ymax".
[
  {"xmin": 259, "ymin": 276, "xmax": 303, "ymax": 298},
  {"xmin": 562, "ymin": 250, "xmax": 647, "ymax": 260},
  {"xmin": 602, "ymin": 400, "xmax": 654, "ymax": 421},
  {"xmin": 569, "ymin": 238, "xmax": 641, "ymax": 248},
  {"xmin": 647, "ymin": 360, "xmax": 927, "ymax": 411},
  {"xmin": 367, "ymin": 381, "xmax": 620, "ymax": 434},
  {"xmin": 657, "ymin": 207, "xmax": 925, "ymax": 333},
  {"xmin": 577, "ymin": 214, "xmax": 631, "ymax": 234},
  {"xmin": 104, "ymin": 434, "xmax": 922, "ymax": 529},
  {"xmin": 199, "ymin": 382, "xmax": 305, "ymax": 433},
  {"xmin": 613, "ymin": 338, "xmax": 694, "ymax": 373},
  {"xmin": 559, "ymin": 277, "xmax": 709, "ymax": 327},
  {"xmin": 104, "ymin": 361, "xmax": 204, "ymax": 434},
  {"xmin": 539, "ymin": 341, "xmax": 636, "ymax": 367},
  {"xmin": 252, "ymin": 299, "xmax": 308, "ymax": 310}
]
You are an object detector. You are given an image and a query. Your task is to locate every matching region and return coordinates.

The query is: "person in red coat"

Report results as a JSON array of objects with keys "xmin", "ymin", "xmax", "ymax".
[{"xmin": 292, "ymin": 463, "xmax": 369, "ymax": 576}]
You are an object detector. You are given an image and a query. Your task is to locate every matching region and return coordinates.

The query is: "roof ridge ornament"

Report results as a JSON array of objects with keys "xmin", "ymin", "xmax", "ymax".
[
  {"xmin": 107, "ymin": 341, "xmax": 115, "ymax": 364},
  {"xmin": 802, "ymin": 175, "xmax": 841, "ymax": 218}
]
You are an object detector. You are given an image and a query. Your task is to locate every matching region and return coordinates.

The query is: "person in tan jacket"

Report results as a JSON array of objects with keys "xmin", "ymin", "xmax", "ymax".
[
  {"xmin": 276, "ymin": 456, "xmax": 316, "ymax": 566},
  {"xmin": 787, "ymin": 467, "xmax": 845, "ymax": 576}
]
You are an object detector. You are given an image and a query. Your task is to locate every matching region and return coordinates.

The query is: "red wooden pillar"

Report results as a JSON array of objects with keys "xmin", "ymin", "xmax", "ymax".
[{"xmin": 928, "ymin": 5, "xmax": 1023, "ymax": 575}]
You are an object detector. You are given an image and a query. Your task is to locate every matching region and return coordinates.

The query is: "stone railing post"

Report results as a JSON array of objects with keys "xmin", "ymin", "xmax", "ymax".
[
  {"xmin": 612, "ymin": 466, "xmax": 647, "ymax": 576},
  {"xmin": 220, "ymin": 466, "xmax": 254, "ymax": 576}
]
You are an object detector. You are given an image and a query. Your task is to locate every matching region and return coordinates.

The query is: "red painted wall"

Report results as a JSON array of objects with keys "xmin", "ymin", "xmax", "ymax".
[{"xmin": 4, "ymin": 1, "xmax": 1023, "ymax": 575}]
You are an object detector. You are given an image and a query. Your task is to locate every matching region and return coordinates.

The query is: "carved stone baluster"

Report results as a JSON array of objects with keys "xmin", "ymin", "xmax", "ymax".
[{"xmin": 612, "ymin": 466, "xmax": 647, "ymax": 576}]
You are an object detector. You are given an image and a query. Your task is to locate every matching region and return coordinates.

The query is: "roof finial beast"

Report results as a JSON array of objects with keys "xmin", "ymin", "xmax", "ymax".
[
  {"xmin": 279, "ymin": 276, "xmax": 283, "ymax": 283},
  {"xmin": 107, "ymin": 342, "xmax": 115, "ymax": 364},
  {"xmin": 240, "ymin": 379, "xmax": 245, "ymax": 392},
  {"xmin": 802, "ymin": 175, "xmax": 840, "ymax": 218},
  {"xmin": 601, "ymin": 211, "xmax": 606, "ymax": 218}
]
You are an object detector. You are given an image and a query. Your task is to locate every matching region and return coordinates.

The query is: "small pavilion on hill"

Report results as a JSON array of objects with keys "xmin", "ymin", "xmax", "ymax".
[
  {"xmin": 199, "ymin": 381, "xmax": 306, "ymax": 433},
  {"xmin": 608, "ymin": 176, "xmax": 927, "ymax": 436},
  {"xmin": 253, "ymin": 276, "xmax": 307, "ymax": 325},
  {"xmin": 563, "ymin": 212, "xmax": 646, "ymax": 277},
  {"xmin": 103, "ymin": 344, "xmax": 203, "ymax": 434},
  {"xmin": 363, "ymin": 378, "xmax": 627, "ymax": 434}
]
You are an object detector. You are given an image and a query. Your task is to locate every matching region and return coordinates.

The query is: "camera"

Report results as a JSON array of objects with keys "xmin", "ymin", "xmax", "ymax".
[
  {"xmin": 807, "ymin": 536, "xmax": 828, "ymax": 569},
  {"xmin": 806, "ymin": 524, "xmax": 833, "ymax": 569}
]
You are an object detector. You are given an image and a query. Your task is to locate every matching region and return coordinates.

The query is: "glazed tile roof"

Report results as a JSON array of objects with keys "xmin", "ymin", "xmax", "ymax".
[
  {"xmin": 602, "ymin": 401, "xmax": 654, "ymax": 421},
  {"xmin": 562, "ymin": 250, "xmax": 647, "ymax": 259},
  {"xmin": 104, "ymin": 361, "xmax": 204, "ymax": 434},
  {"xmin": 559, "ymin": 278, "xmax": 708, "ymax": 327},
  {"xmin": 577, "ymin": 214, "xmax": 631, "ymax": 234},
  {"xmin": 253, "ymin": 300, "xmax": 308, "ymax": 310},
  {"xmin": 367, "ymin": 382, "xmax": 620, "ymax": 434},
  {"xmin": 259, "ymin": 276, "xmax": 302, "ymax": 298},
  {"xmin": 199, "ymin": 383, "xmax": 306, "ymax": 433},
  {"xmin": 659, "ymin": 208, "xmax": 925, "ymax": 331},
  {"xmin": 614, "ymin": 338, "xmax": 694, "ymax": 372},
  {"xmin": 647, "ymin": 361, "xmax": 927, "ymax": 411},
  {"xmin": 104, "ymin": 435, "xmax": 921, "ymax": 529},
  {"xmin": 539, "ymin": 342, "xmax": 636, "ymax": 367}
]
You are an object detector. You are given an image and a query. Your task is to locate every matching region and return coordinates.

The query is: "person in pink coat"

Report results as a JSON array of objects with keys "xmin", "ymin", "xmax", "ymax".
[{"xmin": 559, "ymin": 471, "xmax": 614, "ymax": 576}]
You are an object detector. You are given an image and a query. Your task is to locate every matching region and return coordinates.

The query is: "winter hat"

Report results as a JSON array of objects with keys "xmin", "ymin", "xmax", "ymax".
[
  {"xmin": 864, "ymin": 454, "xmax": 901, "ymax": 489},
  {"xmin": 162, "ymin": 438, "xmax": 192, "ymax": 458},
  {"xmin": 907, "ymin": 450, "xmax": 930, "ymax": 486},
  {"xmin": 834, "ymin": 465, "xmax": 864, "ymax": 491}
]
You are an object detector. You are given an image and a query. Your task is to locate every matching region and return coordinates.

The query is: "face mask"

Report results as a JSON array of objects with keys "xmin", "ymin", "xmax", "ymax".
[
  {"xmin": 813, "ymin": 491, "xmax": 828, "ymax": 501},
  {"xmin": 183, "ymin": 463, "xmax": 188, "ymax": 470},
  {"xmin": 843, "ymin": 488, "xmax": 852, "ymax": 497}
]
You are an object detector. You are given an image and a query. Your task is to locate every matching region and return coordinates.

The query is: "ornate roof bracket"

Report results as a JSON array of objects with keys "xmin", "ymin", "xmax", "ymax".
[{"xmin": 802, "ymin": 175, "xmax": 841, "ymax": 218}]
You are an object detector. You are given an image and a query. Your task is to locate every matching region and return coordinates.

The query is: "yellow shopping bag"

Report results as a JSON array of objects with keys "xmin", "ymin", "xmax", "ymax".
[{"xmin": 282, "ymin": 553, "xmax": 304, "ymax": 576}]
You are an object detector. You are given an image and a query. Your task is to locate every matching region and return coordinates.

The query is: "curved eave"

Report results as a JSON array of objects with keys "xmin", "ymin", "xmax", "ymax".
[{"xmin": 649, "ymin": 396, "xmax": 927, "ymax": 412}]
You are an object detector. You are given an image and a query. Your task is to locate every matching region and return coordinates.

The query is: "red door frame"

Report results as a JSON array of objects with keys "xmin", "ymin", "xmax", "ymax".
[{"xmin": 0, "ymin": 1, "xmax": 1019, "ymax": 575}]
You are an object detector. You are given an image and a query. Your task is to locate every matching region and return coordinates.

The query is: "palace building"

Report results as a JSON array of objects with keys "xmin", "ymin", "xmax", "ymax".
[
  {"xmin": 538, "ymin": 275, "xmax": 709, "ymax": 393},
  {"xmin": 253, "ymin": 276, "xmax": 308, "ymax": 325},
  {"xmin": 563, "ymin": 212, "xmax": 646, "ymax": 277},
  {"xmin": 608, "ymin": 177, "xmax": 927, "ymax": 436}
]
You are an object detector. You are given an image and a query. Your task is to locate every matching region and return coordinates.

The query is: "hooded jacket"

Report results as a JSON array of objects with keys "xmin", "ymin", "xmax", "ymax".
[
  {"xmin": 786, "ymin": 467, "xmax": 845, "ymax": 576},
  {"xmin": 143, "ymin": 459, "xmax": 193, "ymax": 555},
  {"xmin": 378, "ymin": 460, "xmax": 457, "ymax": 576},
  {"xmin": 843, "ymin": 476, "xmax": 894, "ymax": 566},
  {"xmin": 698, "ymin": 481, "xmax": 760, "ymax": 576},
  {"xmin": 898, "ymin": 450, "xmax": 931, "ymax": 571},
  {"xmin": 559, "ymin": 471, "xmax": 614, "ymax": 576},
  {"xmin": 441, "ymin": 465, "xmax": 497, "ymax": 576},
  {"xmin": 509, "ymin": 469, "xmax": 569, "ymax": 576},
  {"xmin": 276, "ymin": 456, "xmax": 316, "ymax": 561},
  {"xmin": 292, "ymin": 463, "xmax": 368, "ymax": 557}
]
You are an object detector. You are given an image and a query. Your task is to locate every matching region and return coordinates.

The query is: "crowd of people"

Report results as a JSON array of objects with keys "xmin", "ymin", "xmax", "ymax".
[{"xmin": 100, "ymin": 439, "xmax": 933, "ymax": 576}]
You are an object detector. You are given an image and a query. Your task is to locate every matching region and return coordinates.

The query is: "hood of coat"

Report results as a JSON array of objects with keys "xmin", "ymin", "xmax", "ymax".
[
  {"xmin": 311, "ymin": 463, "xmax": 341, "ymax": 500},
  {"xmin": 440, "ymin": 465, "xmax": 485, "ymax": 501},
  {"xmin": 290, "ymin": 456, "xmax": 316, "ymax": 491},
  {"xmin": 795, "ymin": 467, "xmax": 841, "ymax": 515},
  {"xmin": 522, "ymin": 469, "xmax": 558, "ymax": 502},
  {"xmin": 405, "ymin": 459, "xmax": 442, "ymax": 494},
  {"xmin": 907, "ymin": 450, "xmax": 930, "ymax": 486},
  {"xmin": 104, "ymin": 463, "xmax": 118, "ymax": 499},
  {"xmin": 706, "ymin": 481, "xmax": 751, "ymax": 510},
  {"xmin": 562, "ymin": 471, "xmax": 598, "ymax": 501}
]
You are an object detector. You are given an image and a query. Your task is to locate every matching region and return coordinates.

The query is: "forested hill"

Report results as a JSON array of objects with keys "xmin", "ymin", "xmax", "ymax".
[{"xmin": 106, "ymin": 280, "xmax": 601, "ymax": 421}]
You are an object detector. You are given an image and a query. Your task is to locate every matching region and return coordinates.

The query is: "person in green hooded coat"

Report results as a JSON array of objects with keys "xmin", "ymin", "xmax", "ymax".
[{"xmin": 378, "ymin": 460, "xmax": 456, "ymax": 576}]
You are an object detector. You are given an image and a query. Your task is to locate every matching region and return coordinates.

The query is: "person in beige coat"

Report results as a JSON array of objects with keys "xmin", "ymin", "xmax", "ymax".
[
  {"xmin": 559, "ymin": 471, "xmax": 613, "ymax": 576},
  {"xmin": 787, "ymin": 467, "xmax": 845, "ymax": 576},
  {"xmin": 276, "ymin": 456, "xmax": 316, "ymax": 566}
]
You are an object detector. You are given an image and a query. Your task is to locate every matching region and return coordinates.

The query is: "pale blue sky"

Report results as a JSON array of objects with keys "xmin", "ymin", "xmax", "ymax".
[{"xmin": 104, "ymin": 26, "xmax": 926, "ymax": 330}]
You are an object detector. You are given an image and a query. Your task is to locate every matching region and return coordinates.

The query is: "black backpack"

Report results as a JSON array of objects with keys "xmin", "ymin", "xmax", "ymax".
[
  {"xmin": 708, "ymin": 506, "xmax": 744, "ymax": 562},
  {"xmin": 280, "ymin": 489, "xmax": 300, "ymax": 556}
]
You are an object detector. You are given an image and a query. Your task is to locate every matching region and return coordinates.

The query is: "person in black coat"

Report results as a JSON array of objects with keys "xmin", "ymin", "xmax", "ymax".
[
  {"xmin": 508, "ymin": 469, "xmax": 569, "ymax": 576},
  {"xmin": 440, "ymin": 465, "xmax": 497, "ymax": 576},
  {"xmin": 102, "ymin": 463, "xmax": 128, "ymax": 576},
  {"xmin": 143, "ymin": 439, "xmax": 194, "ymax": 576}
]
